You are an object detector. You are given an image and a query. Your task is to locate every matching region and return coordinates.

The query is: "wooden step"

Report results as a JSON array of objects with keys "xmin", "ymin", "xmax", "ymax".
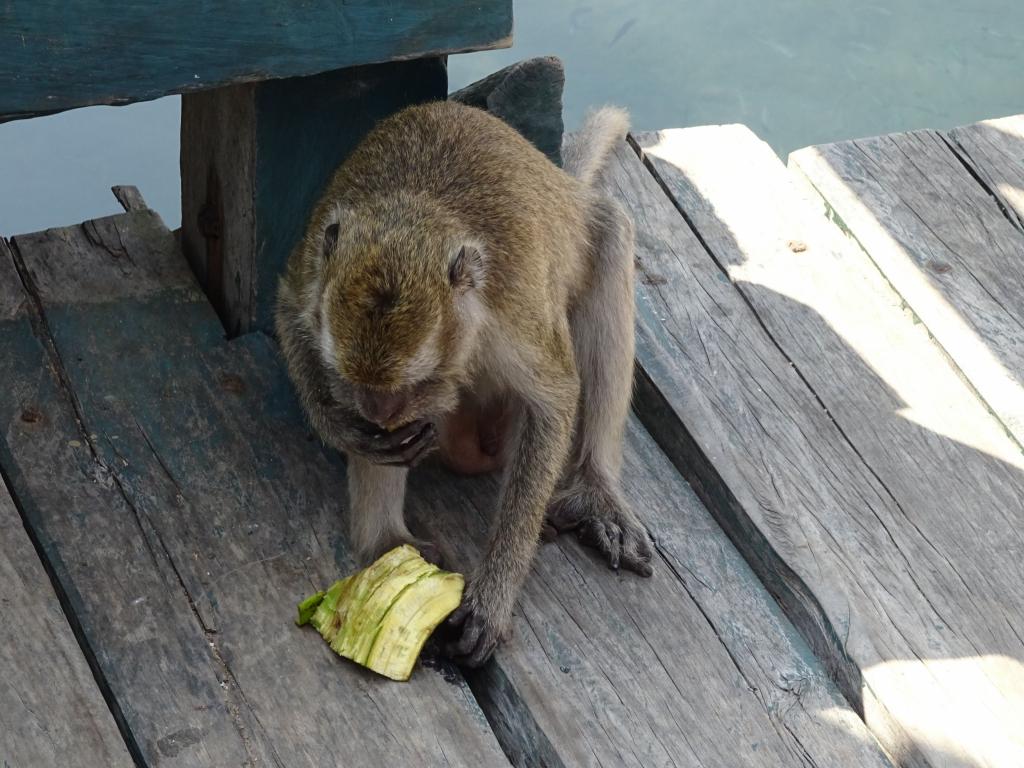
[
  {"xmin": 790, "ymin": 119, "xmax": 1024, "ymax": 452},
  {"xmin": 0, "ymin": 471, "xmax": 134, "ymax": 766},
  {"xmin": 410, "ymin": 420, "xmax": 892, "ymax": 768},
  {"xmin": 0, "ymin": 213, "xmax": 507, "ymax": 767},
  {"xmin": 616, "ymin": 124, "xmax": 1024, "ymax": 766},
  {"xmin": 949, "ymin": 115, "xmax": 1024, "ymax": 232},
  {"xmin": 0, "ymin": 197, "xmax": 889, "ymax": 765}
]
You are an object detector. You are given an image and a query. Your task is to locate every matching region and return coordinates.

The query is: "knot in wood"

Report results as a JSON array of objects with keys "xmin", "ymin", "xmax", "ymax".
[
  {"xmin": 19, "ymin": 406, "xmax": 43, "ymax": 424},
  {"xmin": 197, "ymin": 203, "xmax": 222, "ymax": 239}
]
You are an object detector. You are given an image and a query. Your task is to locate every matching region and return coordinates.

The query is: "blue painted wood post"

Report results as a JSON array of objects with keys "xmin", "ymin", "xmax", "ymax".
[{"xmin": 180, "ymin": 59, "xmax": 448, "ymax": 336}]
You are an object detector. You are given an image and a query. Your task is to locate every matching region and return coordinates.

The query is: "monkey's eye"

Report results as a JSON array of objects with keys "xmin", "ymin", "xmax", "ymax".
[
  {"xmin": 448, "ymin": 245, "xmax": 482, "ymax": 293},
  {"xmin": 322, "ymin": 223, "xmax": 340, "ymax": 260}
]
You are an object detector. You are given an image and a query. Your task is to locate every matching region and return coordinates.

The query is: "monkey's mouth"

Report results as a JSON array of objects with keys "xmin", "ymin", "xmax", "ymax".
[{"xmin": 384, "ymin": 382, "xmax": 456, "ymax": 433}]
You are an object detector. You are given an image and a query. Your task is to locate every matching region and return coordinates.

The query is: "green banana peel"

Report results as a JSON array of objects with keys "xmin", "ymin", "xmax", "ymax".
[{"xmin": 296, "ymin": 545, "xmax": 464, "ymax": 681}]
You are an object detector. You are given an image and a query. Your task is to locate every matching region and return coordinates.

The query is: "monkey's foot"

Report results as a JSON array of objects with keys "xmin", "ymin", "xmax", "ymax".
[
  {"xmin": 546, "ymin": 482, "xmax": 655, "ymax": 576},
  {"xmin": 443, "ymin": 587, "xmax": 510, "ymax": 668}
]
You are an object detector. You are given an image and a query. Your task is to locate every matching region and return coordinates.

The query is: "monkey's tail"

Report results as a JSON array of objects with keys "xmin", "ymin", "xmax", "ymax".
[{"xmin": 562, "ymin": 106, "xmax": 631, "ymax": 188}]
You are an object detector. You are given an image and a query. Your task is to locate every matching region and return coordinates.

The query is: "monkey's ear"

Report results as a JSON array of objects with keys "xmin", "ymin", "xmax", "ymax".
[
  {"xmin": 448, "ymin": 244, "xmax": 484, "ymax": 293},
  {"xmin": 322, "ymin": 222, "xmax": 340, "ymax": 261},
  {"xmin": 320, "ymin": 203, "xmax": 351, "ymax": 262}
]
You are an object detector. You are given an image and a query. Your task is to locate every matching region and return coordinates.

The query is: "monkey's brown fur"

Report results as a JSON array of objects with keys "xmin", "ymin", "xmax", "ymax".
[{"xmin": 276, "ymin": 100, "xmax": 652, "ymax": 666}]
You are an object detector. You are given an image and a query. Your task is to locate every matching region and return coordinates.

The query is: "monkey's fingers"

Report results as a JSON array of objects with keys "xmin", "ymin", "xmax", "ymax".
[
  {"xmin": 399, "ymin": 430, "xmax": 439, "ymax": 468},
  {"xmin": 445, "ymin": 602, "xmax": 471, "ymax": 628},
  {"xmin": 443, "ymin": 598, "xmax": 503, "ymax": 667},
  {"xmin": 446, "ymin": 614, "xmax": 499, "ymax": 668},
  {"xmin": 577, "ymin": 519, "xmax": 620, "ymax": 570},
  {"xmin": 544, "ymin": 493, "xmax": 588, "ymax": 532},
  {"xmin": 621, "ymin": 528, "xmax": 655, "ymax": 578},
  {"xmin": 356, "ymin": 420, "xmax": 437, "ymax": 466},
  {"xmin": 539, "ymin": 521, "xmax": 559, "ymax": 543}
]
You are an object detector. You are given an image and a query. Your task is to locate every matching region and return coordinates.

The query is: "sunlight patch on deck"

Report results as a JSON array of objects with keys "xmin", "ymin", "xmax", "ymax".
[
  {"xmin": 863, "ymin": 655, "xmax": 1024, "ymax": 766},
  {"xmin": 790, "ymin": 143, "xmax": 1024, "ymax": 454},
  {"xmin": 643, "ymin": 131, "xmax": 1024, "ymax": 470}
]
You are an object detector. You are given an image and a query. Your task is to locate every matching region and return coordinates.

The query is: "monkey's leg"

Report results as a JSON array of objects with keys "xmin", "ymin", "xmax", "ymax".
[
  {"xmin": 547, "ymin": 199, "xmax": 654, "ymax": 576},
  {"xmin": 346, "ymin": 455, "xmax": 443, "ymax": 566},
  {"xmin": 446, "ymin": 381, "xmax": 577, "ymax": 667}
]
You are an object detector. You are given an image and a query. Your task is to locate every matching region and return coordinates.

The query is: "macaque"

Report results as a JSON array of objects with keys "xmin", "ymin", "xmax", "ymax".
[{"xmin": 276, "ymin": 101, "xmax": 652, "ymax": 666}]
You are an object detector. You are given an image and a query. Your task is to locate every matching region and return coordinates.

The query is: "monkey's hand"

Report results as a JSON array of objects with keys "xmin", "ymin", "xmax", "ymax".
[
  {"xmin": 443, "ymin": 577, "xmax": 511, "ymax": 668},
  {"xmin": 546, "ymin": 482, "xmax": 654, "ymax": 576},
  {"xmin": 335, "ymin": 411, "xmax": 438, "ymax": 467}
]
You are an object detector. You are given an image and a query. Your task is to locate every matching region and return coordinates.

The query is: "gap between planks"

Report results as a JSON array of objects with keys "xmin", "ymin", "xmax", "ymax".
[{"xmin": 0, "ymin": 445, "xmax": 135, "ymax": 766}]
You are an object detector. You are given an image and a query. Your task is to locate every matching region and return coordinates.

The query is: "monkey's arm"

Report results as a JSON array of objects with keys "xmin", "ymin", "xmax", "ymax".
[
  {"xmin": 446, "ymin": 382, "xmax": 577, "ymax": 666},
  {"xmin": 275, "ymin": 305, "xmax": 436, "ymax": 466}
]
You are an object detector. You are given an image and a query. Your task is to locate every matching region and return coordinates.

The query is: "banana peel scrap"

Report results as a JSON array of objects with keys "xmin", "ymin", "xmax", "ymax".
[{"xmin": 296, "ymin": 545, "xmax": 464, "ymax": 681}]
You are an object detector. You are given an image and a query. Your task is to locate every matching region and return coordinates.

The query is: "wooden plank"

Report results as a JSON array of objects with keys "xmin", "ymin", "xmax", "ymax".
[
  {"xmin": 408, "ymin": 421, "xmax": 892, "ymax": 768},
  {"xmin": 632, "ymin": 125, "xmax": 1024, "ymax": 767},
  {"xmin": 948, "ymin": 114, "xmax": 1024, "ymax": 231},
  {"xmin": 1, "ymin": 213, "xmax": 507, "ymax": 766},
  {"xmin": 789, "ymin": 129, "xmax": 1024, "ymax": 449},
  {"xmin": 111, "ymin": 185, "xmax": 148, "ymax": 213},
  {"xmin": 0, "ymin": 425, "xmax": 133, "ymax": 765},
  {"xmin": 1, "ymin": 209, "xmax": 892, "ymax": 766},
  {"xmin": 0, "ymin": 0, "xmax": 512, "ymax": 121},
  {"xmin": 180, "ymin": 58, "xmax": 447, "ymax": 335},
  {"xmin": 1, "ymin": 233, "xmax": 261, "ymax": 766},
  {"xmin": 1, "ymin": 237, "xmax": 26, "ymax": 321}
]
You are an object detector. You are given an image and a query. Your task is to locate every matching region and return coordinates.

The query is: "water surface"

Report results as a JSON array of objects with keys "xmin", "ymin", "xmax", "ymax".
[{"xmin": 2, "ymin": 0, "xmax": 1022, "ymax": 234}]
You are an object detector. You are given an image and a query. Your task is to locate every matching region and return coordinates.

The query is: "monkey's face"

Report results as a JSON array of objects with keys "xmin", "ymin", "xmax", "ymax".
[{"xmin": 317, "ymin": 213, "xmax": 486, "ymax": 431}]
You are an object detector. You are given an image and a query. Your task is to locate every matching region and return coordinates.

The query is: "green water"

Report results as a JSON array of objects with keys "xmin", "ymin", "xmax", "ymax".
[{"xmin": 2, "ymin": 0, "xmax": 1022, "ymax": 234}]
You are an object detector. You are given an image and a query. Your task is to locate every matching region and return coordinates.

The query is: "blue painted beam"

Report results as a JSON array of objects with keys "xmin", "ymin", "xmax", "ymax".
[{"xmin": 0, "ymin": 0, "xmax": 512, "ymax": 122}]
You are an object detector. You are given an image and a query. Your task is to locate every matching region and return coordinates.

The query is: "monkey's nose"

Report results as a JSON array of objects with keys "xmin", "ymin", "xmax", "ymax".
[{"xmin": 360, "ymin": 389, "xmax": 408, "ymax": 428}]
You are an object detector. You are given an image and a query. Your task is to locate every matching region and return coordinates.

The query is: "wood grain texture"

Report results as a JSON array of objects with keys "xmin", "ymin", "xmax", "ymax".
[
  {"xmin": 180, "ymin": 83, "xmax": 257, "ymax": 335},
  {"xmin": 180, "ymin": 59, "xmax": 447, "ymax": 336},
  {"xmin": 111, "ymin": 185, "xmax": 149, "ymax": 213},
  {"xmin": 948, "ymin": 114, "xmax": 1024, "ymax": 231},
  {"xmin": 0, "ymin": 0, "xmax": 511, "ymax": 121},
  {"xmin": 634, "ymin": 125, "xmax": 1024, "ymax": 767},
  {"xmin": 1, "ymin": 212, "xmax": 507, "ymax": 766},
  {"xmin": 0, "ymin": 476, "xmax": 134, "ymax": 767},
  {"xmin": 408, "ymin": 422, "xmax": 892, "ymax": 768},
  {"xmin": 0, "ymin": 208, "xmax": 893, "ymax": 768},
  {"xmin": 790, "ymin": 129, "xmax": 1024, "ymax": 450},
  {"xmin": 1, "ymin": 238, "xmax": 26, "ymax": 321},
  {"xmin": 1, "ymin": 231, "xmax": 255, "ymax": 766}
]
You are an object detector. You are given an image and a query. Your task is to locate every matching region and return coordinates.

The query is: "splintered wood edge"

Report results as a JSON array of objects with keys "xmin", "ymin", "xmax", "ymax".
[{"xmin": 111, "ymin": 186, "xmax": 148, "ymax": 213}]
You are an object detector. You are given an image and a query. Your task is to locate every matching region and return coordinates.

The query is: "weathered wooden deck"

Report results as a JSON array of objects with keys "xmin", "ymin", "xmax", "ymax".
[{"xmin": 2, "ymin": 114, "xmax": 1023, "ymax": 768}]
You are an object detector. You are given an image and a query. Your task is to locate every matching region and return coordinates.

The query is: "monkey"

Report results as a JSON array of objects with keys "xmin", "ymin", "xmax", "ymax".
[{"xmin": 275, "ymin": 100, "xmax": 653, "ymax": 667}]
